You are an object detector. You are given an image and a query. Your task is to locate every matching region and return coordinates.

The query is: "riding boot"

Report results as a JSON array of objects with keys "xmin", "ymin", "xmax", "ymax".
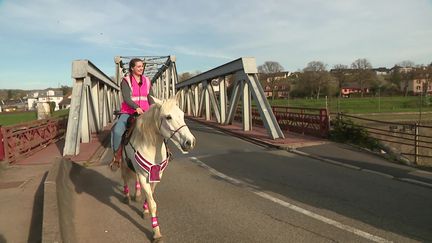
[{"xmin": 114, "ymin": 146, "xmax": 123, "ymax": 162}]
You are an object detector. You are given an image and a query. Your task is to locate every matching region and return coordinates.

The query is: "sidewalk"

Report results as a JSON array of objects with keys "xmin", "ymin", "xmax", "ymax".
[{"xmin": 0, "ymin": 128, "xmax": 111, "ymax": 243}]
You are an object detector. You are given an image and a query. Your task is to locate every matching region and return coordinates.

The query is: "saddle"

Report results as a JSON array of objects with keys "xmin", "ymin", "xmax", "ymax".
[{"xmin": 122, "ymin": 114, "xmax": 138, "ymax": 146}]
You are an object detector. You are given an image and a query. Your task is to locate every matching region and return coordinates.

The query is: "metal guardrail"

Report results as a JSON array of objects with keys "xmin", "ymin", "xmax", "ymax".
[
  {"xmin": 0, "ymin": 116, "xmax": 68, "ymax": 163},
  {"xmin": 234, "ymin": 106, "xmax": 330, "ymax": 137},
  {"xmin": 334, "ymin": 113, "xmax": 432, "ymax": 165}
]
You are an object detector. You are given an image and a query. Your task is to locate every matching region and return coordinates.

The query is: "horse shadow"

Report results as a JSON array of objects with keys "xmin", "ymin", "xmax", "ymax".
[{"xmin": 68, "ymin": 161, "xmax": 154, "ymax": 240}]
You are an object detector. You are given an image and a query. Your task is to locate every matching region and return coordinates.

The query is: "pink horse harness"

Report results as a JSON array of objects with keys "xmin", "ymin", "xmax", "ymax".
[{"xmin": 134, "ymin": 150, "xmax": 169, "ymax": 182}]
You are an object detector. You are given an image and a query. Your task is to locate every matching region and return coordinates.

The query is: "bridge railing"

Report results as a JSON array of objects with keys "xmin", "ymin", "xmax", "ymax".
[
  {"xmin": 63, "ymin": 60, "xmax": 121, "ymax": 156},
  {"xmin": 0, "ymin": 116, "xmax": 68, "ymax": 163},
  {"xmin": 234, "ymin": 106, "xmax": 330, "ymax": 137},
  {"xmin": 334, "ymin": 113, "xmax": 432, "ymax": 165},
  {"xmin": 176, "ymin": 57, "xmax": 284, "ymax": 139}
]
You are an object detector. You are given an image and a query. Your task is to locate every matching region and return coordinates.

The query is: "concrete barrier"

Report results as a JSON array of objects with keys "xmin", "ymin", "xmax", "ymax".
[{"xmin": 42, "ymin": 158, "xmax": 76, "ymax": 243}]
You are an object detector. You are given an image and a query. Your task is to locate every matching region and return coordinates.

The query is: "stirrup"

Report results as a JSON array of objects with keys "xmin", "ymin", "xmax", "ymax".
[
  {"xmin": 109, "ymin": 148, "xmax": 122, "ymax": 171},
  {"xmin": 109, "ymin": 158, "xmax": 121, "ymax": 172}
]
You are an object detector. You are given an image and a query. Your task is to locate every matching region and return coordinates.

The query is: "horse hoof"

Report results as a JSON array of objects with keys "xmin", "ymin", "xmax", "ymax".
[
  {"xmin": 152, "ymin": 237, "xmax": 163, "ymax": 243},
  {"xmin": 141, "ymin": 210, "xmax": 149, "ymax": 219},
  {"xmin": 123, "ymin": 196, "xmax": 130, "ymax": 204}
]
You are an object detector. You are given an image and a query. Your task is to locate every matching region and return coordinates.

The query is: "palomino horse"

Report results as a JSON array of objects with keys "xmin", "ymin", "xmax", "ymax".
[{"xmin": 111, "ymin": 95, "xmax": 196, "ymax": 240}]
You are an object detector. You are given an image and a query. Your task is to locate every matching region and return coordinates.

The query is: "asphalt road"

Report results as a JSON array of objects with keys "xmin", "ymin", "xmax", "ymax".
[{"xmin": 72, "ymin": 120, "xmax": 432, "ymax": 242}]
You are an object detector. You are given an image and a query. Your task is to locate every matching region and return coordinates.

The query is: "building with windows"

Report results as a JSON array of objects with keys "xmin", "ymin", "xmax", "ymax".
[{"xmin": 26, "ymin": 89, "xmax": 64, "ymax": 111}]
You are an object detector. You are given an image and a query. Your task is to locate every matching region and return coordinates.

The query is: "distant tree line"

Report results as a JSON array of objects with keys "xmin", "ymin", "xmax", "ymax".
[{"xmin": 257, "ymin": 59, "xmax": 432, "ymax": 99}]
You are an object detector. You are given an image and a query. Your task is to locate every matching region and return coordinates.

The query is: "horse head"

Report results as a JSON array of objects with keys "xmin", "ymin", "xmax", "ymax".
[{"xmin": 150, "ymin": 95, "xmax": 196, "ymax": 152}]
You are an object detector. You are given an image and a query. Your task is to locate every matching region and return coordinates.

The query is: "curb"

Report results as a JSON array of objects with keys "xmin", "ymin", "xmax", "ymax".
[
  {"xmin": 42, "ymin": 158, "xmax": 62, "ymax": 243},
  {"xmin": 188, "ymin": 117, "xmax": 432, "ymax": 190},
  {"xmin": 42, "ymin": 158, "xmax": 76, "ymax": 243}
]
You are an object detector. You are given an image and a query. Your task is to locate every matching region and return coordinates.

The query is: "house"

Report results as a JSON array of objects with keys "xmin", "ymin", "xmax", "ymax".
[
  {"xmin": 373, "ymin": 67, "xmax": 390, "ymax": 75},
  {"xmin": 59, "ymin": 92, "xmax": 72, "ymax": 109},
  {"xmin": 340, "ymin": 82, "xmax": 370, "ymax": 97},
  {"xmin": 391, "ymin": 65, "xmax": 432, "ymax": 94},
  {"xmin": 403, "ymin": 78, "xmax": 432, "ymax": 95},
  {"xmin": 26, "ymin": 89, "xmax": 64, "ymax": 111},
  {"xmin": 389, "ymin": 65, "xmax": 414, "ymax": 74},
  {"xmin": 0, "ymin": 99, "xmax": 27, "ymax": 112},
  {"xmin": 259, "ymin": 71, "xmax": 293, "ymax": 98}
]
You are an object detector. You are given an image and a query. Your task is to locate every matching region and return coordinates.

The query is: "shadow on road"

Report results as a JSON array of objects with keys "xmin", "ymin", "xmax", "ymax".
[
  {"xmin": 69, "ymin": 162, "xmax": 153, "ymax": 240},
  {"xmin": 27, "ymin": 171, "xmax": 47, "ymax": 243}
]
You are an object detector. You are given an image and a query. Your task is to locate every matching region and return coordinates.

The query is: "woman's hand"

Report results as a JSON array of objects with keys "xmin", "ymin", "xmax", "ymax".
[{"xmin": 136, "ymin": 107, "xmax": 144, "ymax": 115}]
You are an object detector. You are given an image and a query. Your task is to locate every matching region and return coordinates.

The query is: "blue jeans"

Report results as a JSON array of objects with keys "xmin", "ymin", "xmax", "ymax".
[{"xmin": 111, "ymin": 113, "xmax": 130, "ymax": 152}]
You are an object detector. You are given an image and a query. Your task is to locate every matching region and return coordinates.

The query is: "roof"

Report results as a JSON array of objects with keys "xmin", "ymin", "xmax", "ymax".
[{"xmin": 59, "ymin": 98, "xmax": 71, "ymax": 106}]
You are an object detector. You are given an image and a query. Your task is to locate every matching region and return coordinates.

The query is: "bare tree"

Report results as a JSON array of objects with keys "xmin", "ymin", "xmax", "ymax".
[
  {"xmin": 178, "ymin": 71, "xmax": 201, "ymax": 82},
  {"xmin": 302, "ymin": 61, "xmax": 331, "ymax": 99},
  {"xmin": 258, "ymin": 61, "xmax": 285, "ymax": 100},
  {"xmin": 258, "ymin": 61, "xmax": 284, "ymax": 74},
  {"xmin": 392, "ymin": 61, "xmax": 416, "ymax": 96},
  {"xmin": 397, "ymin": 60, "xmax": 415, "ymax": 68},
  {"xmin": 351, "ymin": 58, "xmax": 375, "ymax": 97},
  {"xmin": 332, "ymin": 64, "xmax": 349, "ymax": 97}
]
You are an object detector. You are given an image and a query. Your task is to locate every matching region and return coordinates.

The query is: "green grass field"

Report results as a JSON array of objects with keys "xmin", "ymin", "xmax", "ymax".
[
  {"xmin": 2, "ymin": 96, "xmax": 432, "ymax": 126},
  {"xmin": 267, "ymin": 96, "xmax": 432, "ymax": 114},
  {"xmin": 0, "ymin": 109, "xmax": 69, "ymax": 126}
]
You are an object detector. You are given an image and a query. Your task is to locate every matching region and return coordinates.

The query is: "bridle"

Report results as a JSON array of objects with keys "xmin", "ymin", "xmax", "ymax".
[{"xmin": 159, "ymin": 117, "xmax": 187, "ymax": 140}]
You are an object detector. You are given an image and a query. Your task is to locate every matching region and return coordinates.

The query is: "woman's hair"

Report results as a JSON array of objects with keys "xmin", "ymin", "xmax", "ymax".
[{"xmin": 128, "ymin": 58, "xmax": 144, "ymax": 73}]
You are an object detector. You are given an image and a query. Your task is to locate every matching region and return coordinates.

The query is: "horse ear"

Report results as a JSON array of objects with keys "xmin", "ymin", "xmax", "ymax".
[{"xmin": 149, "ymin": 95, "xmax": 162, "ymax": 105}]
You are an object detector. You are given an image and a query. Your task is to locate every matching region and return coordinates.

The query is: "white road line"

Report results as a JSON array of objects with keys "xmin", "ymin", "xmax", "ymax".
[
  {"xmin": 361, "ymin": 169, "xmax": 394, "ymax": 179},
  {"xmin": 399, "ymin": 178, "xmax": 432, "ymax": 188},
  {"xmin": 189, "ymin": 156, "xmax": 393, "ymax": 243}
]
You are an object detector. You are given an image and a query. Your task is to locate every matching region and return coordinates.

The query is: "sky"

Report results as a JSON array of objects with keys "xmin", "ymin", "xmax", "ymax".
[{"xmin": 0, "ymin": 0, "xmax": 431, "ymax": 90}]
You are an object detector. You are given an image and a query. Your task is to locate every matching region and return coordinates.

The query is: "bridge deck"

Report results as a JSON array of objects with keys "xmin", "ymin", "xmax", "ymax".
[{"xmin": 1, "ymin": 119, "xmax": 432, "ymax": 242}]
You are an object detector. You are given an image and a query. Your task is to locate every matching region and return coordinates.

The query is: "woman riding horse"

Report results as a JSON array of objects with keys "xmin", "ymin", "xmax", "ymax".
[
  {"xmin": 111, "ymin": 58, "xmax": 152, "ymax": 165},
  {"xmin": 111, "ymin": 58, "xmax": 152, "ymax": 199}
]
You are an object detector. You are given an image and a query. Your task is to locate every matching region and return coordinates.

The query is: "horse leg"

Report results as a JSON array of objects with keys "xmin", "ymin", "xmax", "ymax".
[
  {"xmin": 133, "ymin": 174, "xmax": 142, "ymax": 202},
  {"xmin": 138, "ymin": 174, "xmax": 162, "ymax": 239},
  {"xmin": 121, "ymin": 161, "xmax": 131, "ymax": 204},
  {"xmin": 142, "ymin": 181, "xmax": 157, "ymax": 215}
]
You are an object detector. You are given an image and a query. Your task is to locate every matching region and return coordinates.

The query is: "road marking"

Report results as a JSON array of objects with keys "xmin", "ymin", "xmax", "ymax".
[
  {"xmin": 190, "ymin": 156, "xmax": 392, "ymax": 243},
  {"xmin": 361, "ymin": 169, "xmax": 394, "ymax": 179},
  {"xmin": 399, "ymin": 178, "xmax": 432, "ymax": 189}
]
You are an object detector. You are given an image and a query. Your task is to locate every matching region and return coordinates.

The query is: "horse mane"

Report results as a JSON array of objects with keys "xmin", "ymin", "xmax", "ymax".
[{"xmin": 130, "ymin": 98, "xmax": 177, "ymax": 148}]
